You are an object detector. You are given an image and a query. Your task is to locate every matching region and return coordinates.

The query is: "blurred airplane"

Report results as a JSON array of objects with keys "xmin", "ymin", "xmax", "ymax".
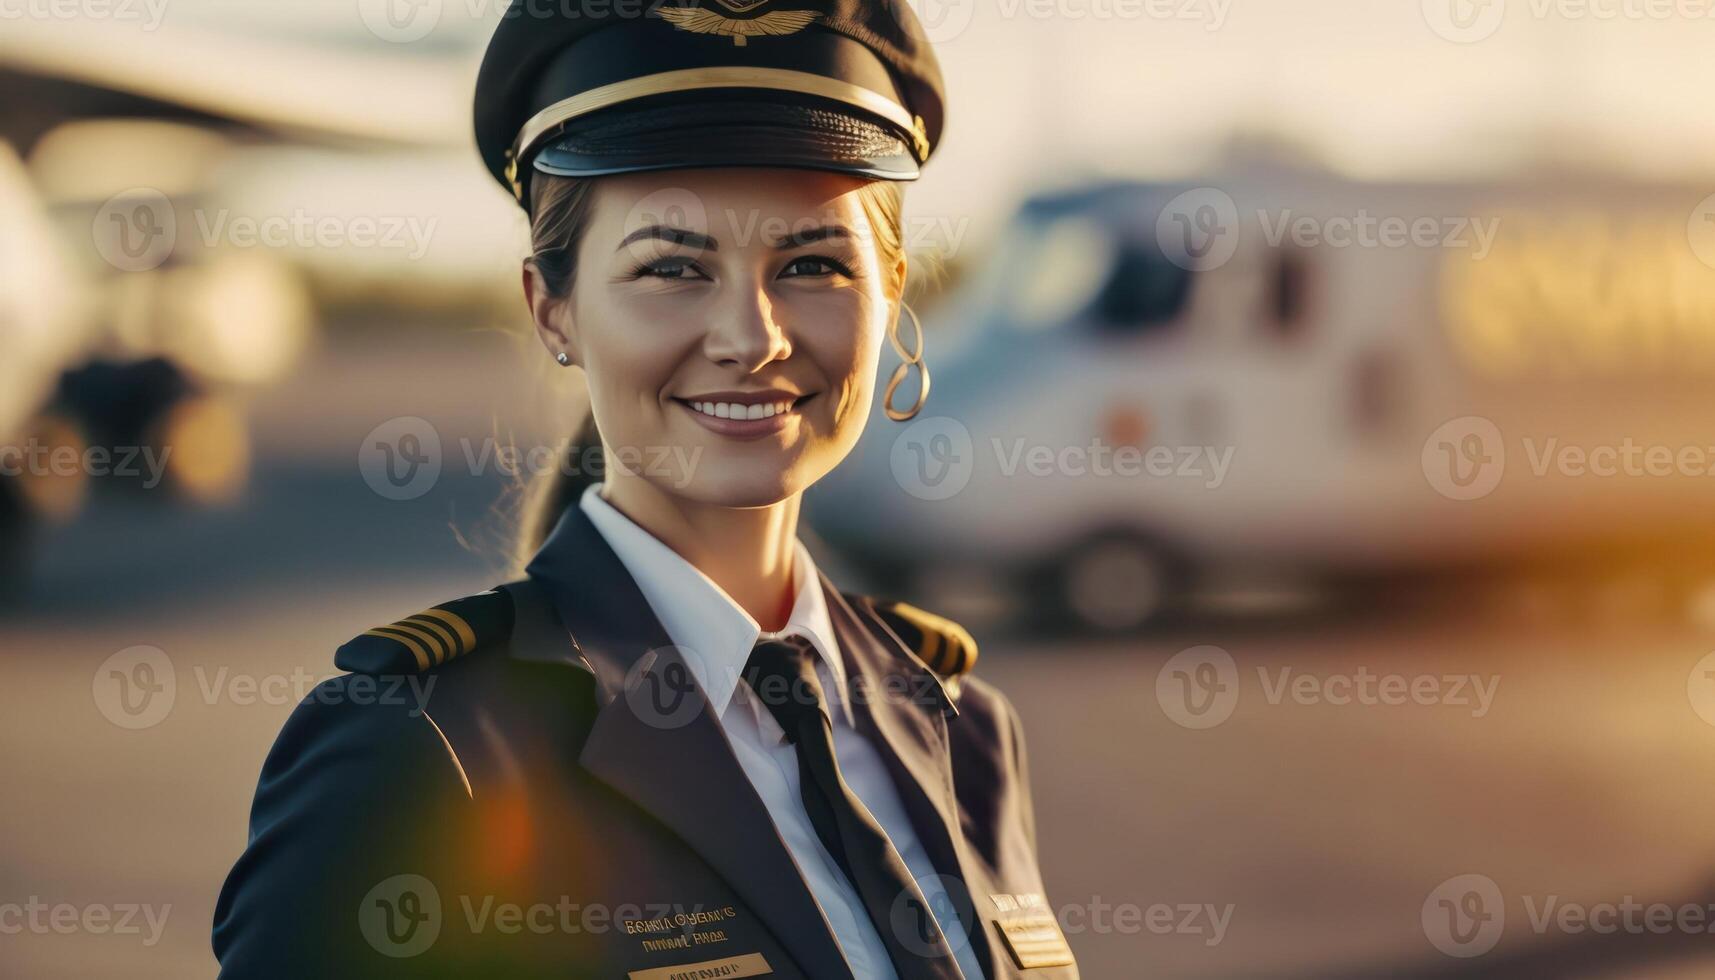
[
  {"xmin": 0, "ymin": 12, "xmax": 521, "ymax": 589},
  {"xmin": 808, "ymin": 173, "xmax": 1715, "ymax": 632}
]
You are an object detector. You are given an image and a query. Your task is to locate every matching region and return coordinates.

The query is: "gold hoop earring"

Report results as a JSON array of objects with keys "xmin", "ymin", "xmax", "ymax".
[{"xmin": 883, "ymin": 301, "xmax": 930, "ymax": 422}]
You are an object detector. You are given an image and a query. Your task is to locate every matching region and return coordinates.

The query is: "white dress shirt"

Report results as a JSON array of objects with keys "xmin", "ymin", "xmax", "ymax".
[{"xmin": 579, "ymin": 484, "xmax": 983, "ymax": 980}]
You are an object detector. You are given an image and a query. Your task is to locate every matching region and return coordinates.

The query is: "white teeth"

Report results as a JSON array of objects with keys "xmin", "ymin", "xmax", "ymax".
[{"xmin": 687, "ymin": 399, "xmax": 796, "ymax": 421}]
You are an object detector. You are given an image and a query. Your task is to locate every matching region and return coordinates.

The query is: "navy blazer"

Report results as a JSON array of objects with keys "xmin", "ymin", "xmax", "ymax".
[{"xmin": 212, "ymin": 503, "xmax": 1078, "ymax": 978}]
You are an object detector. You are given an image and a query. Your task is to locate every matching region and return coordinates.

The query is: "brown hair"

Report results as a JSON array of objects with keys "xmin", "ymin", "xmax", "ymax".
[{"xmin": 515, "ymin": 171, "xmax": 912, "ymax": 561}]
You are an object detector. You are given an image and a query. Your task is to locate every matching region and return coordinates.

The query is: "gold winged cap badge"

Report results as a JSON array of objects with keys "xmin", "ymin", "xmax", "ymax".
[{"xmin": 656, "ymin": 0, "xmax": 823, "ymax": 46}]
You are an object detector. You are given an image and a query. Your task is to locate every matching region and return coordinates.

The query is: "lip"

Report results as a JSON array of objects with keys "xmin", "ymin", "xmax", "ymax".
[
  {"xmin": 676, "ymin": 388, "xmax": 805, "ymax": 406},
  {"xmin": 671, "ymin": 391, "xmax": 817, "ymax": 441}
]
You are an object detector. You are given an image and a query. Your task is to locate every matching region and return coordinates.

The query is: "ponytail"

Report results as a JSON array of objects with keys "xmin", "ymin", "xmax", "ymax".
[{"xmin": 517, "ymin": 409, "xmax": 602, "ymax": 561}]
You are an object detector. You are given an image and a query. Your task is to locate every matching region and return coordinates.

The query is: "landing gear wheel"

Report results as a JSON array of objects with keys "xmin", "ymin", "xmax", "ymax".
[{"xmin": 1051, "ymin": 535, "xmax": 1185, "ymax": 634}]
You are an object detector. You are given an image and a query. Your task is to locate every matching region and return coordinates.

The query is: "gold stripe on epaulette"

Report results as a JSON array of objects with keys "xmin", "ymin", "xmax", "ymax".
[
  {"xmin": 917, "ymin": 625, "xmax": 945, "ymax": 674},
  {"xmin": 396, "ymin": 621, "xmax": 456, "ymax": 665},
  {"xmin": 415, "ymin": 608, "xmax": 478, "ymax": 658},
  {"xmin": 378, "ymin": 622, "xmax": 451, "ymax": 666},
  {"xmin": 403, "ymin": 615, "xmax": 460, "ymax": 662},
  {"xmin": 364, "ymin": 627, "xmax": 433, "ymax": 671}
]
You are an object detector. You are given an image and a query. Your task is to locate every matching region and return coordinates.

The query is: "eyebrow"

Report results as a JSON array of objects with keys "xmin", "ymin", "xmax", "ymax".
[{"xmin": 614, "ymin": 223, "xmax": 856, "ymax": 253}]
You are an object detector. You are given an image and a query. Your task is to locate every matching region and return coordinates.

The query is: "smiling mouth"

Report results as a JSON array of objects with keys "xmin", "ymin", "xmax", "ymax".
[{"xmin": 672, "ymin": 393, "xmax": 816, "ymax": 422}]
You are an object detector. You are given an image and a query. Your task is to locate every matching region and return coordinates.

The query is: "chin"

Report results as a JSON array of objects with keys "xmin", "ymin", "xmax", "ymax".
[{"xmin": 674, "ymin": 457, "xmax": 823, "ymax": 509}]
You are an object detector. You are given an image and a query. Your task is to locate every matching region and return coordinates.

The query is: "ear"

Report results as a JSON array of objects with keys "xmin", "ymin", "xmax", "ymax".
[{"xmin": 523, "ymin": 258, "xmax": 577, "ymax": 366}]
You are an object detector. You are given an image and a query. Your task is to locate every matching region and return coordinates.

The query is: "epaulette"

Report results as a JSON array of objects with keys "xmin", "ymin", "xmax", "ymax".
[
  {"xmin": 864, "ymin": 597, "xmax": 978, "ymax": 684},
  {"xmin": 335, "ymin": 589, "xmax": 516, "ymax": 674}
]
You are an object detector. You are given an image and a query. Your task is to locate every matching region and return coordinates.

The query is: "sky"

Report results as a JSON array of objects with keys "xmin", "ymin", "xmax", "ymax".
[{"xmin": 9, "ymin": 0, "xmax": 1715, "ymax": 237}]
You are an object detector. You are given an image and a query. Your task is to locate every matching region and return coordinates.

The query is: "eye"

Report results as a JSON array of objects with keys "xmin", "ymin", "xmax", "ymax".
[
  {"xmin": 619, "ymin": 247, "xmax": 710, "ymax": 282},
  {"xmin": 780, "ymin": 255, "xmax": 856, "ymax": 279}
]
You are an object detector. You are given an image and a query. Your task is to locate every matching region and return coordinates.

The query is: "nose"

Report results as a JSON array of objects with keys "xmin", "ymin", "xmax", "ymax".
[{"xmin": 702, "ymin": 280, "xmax": 792, "ymax": 371}]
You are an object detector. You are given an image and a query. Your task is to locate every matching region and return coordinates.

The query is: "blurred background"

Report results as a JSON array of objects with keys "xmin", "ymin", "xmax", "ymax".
[{"xmin": 6, "ymin": 0, "xmax": 1715, "ymax": 976}]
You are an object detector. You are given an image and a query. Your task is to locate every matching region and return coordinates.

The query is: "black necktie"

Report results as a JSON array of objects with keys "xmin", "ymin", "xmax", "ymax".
[{"xmin": 742, "ymin": 636, "xmax": 965, "ymax": 980}]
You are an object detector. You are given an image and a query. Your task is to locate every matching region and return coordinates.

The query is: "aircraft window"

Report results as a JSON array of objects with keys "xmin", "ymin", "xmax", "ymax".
[
  {"xmin": 1269, "ymin": 249, "xmax": 1309, "ymax": 337},
  {"xmin": 1006, "ymin": 216, "xmax": 1112, "ymax": 330},
  {"xmin": 1090, "ymin": 239, "xmax": 1191, "ymax": 332}
]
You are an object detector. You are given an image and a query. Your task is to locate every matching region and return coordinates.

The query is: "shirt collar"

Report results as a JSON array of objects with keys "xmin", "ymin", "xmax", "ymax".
[{"xmin": 577, "ymin": 484, "xmax": 851, "ymax": 730}]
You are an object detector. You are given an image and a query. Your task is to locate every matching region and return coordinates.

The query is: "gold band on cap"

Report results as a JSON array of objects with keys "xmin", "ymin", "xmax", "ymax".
[{"xmin": 507, "ymin": 66, "xmax": 925, "ymax": 200}]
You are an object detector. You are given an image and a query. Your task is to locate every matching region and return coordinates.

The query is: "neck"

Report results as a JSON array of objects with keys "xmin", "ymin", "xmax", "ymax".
[{"xmin": 599, "ymin": 472, "xmax": 801, "ymax": 632}]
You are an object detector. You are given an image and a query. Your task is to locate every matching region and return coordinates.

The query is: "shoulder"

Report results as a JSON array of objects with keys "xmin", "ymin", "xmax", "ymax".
[
  {"xmin": 332, "ymin": 587, "xmax": 517, "ymax": 674},
  {"xmin": 844, "ymin": 592, "xmax": 1028, "ymax": 745},
  {"xmin": 841, "ymin": 591, "xmax": 982, "ymax": 699}
]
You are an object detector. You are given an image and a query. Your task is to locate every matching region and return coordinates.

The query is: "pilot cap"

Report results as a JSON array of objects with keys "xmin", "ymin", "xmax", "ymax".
[{"xmin": 473, "ymin": 0, "xmax": 946, "ymax": 206}]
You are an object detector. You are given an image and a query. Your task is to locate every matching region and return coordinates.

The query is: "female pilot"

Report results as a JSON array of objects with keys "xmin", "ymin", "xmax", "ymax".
[{"xmin": 213, "ymin": 2, "xmax": 1076, "ymax": 978}]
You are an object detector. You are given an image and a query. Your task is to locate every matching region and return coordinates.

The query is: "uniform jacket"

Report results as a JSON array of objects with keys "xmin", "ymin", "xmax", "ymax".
[{"xmin": 212, "ymin": 503, "xmax": 1078, "ymax": 979}]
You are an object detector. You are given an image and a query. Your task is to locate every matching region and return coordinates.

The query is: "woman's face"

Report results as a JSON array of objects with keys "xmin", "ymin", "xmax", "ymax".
[{"xmin": 535, "ymin": 167, "xmax": 903, "ymax": 508}]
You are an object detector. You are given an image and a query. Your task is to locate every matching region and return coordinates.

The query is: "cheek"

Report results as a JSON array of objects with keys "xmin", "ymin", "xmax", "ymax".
[
  {"xmin": 801, "ymin": 295, "xmax": 886, "ymax": 433},
  {"xmin": 577, "ymin": 302, "xmax": 692, "ymax": 435}
]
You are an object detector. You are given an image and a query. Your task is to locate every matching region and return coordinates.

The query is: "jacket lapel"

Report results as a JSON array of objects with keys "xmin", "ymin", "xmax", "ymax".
[
  {"xmin": 822, "ymin": 575, "xmax": 1005, "ymax": 979},
  {"xmin": 522, "ymin": 505, "xmax": 855, "ymax": 980}
]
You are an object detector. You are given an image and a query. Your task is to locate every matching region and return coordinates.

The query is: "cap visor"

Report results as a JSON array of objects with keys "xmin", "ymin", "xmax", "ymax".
[{"xmin": 531, "ymin": 95, "xmax": 921, "ymax": 181}]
